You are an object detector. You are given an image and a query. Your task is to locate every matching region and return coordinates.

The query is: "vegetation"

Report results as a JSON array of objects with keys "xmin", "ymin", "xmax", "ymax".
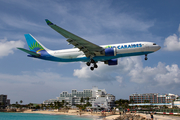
[
  {"xmin": 115, "ymin": 99, "xmax": 130, "ymax": 108},
  {"xmin": 144, "ymin": 100, "xmax": 150, "ymax": 103},
  {"xmin": 76, "ymin": 97, "xmax": 92, "ymax": 111},
  {"xmin": 8, "ymin": 98, "xmax": 92, "ymax": 111}
]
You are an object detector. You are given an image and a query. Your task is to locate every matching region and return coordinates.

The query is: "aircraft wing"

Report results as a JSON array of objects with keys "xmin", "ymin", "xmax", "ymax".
[{"xmin": 45, "ymin": 19, "xmax": 104, "ymax": 57}]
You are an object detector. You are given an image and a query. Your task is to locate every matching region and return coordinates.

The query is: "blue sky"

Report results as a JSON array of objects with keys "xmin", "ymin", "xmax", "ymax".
[{"xmin": 1, "ymin": 0, "xmax": 180, "ymax": 104}]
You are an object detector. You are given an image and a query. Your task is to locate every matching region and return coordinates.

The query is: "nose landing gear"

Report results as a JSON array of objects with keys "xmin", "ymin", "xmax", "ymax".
[
  {"xmin": 86, "ymin": 59, "xmax": 98, "ymax": 71},
  {"xmin": 145, "ymin": 54, "xmax": 148, "ymax": 60}
]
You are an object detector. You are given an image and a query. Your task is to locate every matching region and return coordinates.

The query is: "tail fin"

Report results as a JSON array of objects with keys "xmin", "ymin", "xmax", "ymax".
[{"xmin": 24, "ymin": 34, "xmax": 49, "ymax": 52}]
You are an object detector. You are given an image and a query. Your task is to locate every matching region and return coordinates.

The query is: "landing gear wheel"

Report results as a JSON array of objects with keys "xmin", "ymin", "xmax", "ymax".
[
  {"xmin": 90, "ymin": 67, "xmax": 94, "ymax": 71},
  {"xmin": 145, "ymin": 54, "xmax": 148, "ymax": 60},
  {"xmin": 86, "ymin": 62, "xmax": 91, "ymax": 66},
  {"xmin": 90, "ymin": 59, "xmax": 95, "ymax": 63},
  {"xmin": 94, "ymin": 64, "xmax": 98, "ymax": 68},
  {"xmin": 88, "ymin": 59, "xmax": 98, "ymax": 70}
]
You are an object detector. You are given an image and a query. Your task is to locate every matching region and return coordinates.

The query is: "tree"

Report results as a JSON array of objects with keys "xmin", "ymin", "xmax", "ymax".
[
  {"xmin": 130, "ymin": 99, "xmax": 134, "ymax": 104},
  {"xmin": 28, "ymin": 103, "xmax": 33, "ymax": 109},
  {"xmin": 19, "ymin": 100, "xmax": 23, "ymax": 109},
  {"xmin": 41, "ymin": 104, "xmax": 44, "ymax": 109},
  {"xmin": 115, "ymin": 99, "xmax": 130, "ymax": 108},
  {"xmin": 80, "ymin": 97, "xmax": 84, "ymax": 105},
  {"xmin": 57, "ymin": 101, "xmax": 63, "ymax": 108},
  {"xmin": 144, "ymin": 100, "xmax": 150, "ymax": 103},
  {"xmin": 20, "ymin": 100, "xmax": 23, "ymax": 104},
  {"xmin": 49, "ymin": 102, "xmax": 53, "ymax": 109},
  {"xmin": 15, "ymin": 101, "xmax": 20, "ymax": 108},
  {"xmin": 54, "ymin": 101, "xmax": 58, "ymax": 109},
  {"xmin": 62, "ymin": 100, "xmax": 65, "ymax": 108},
  {"xmin": 35, "ymin": 105, "xmax": 40, "ymax": 109}
]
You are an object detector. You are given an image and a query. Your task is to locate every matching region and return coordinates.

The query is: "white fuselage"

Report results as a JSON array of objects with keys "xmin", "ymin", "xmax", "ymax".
[{"xmin": 41, "ymin": 42, "xmax": 160, "ymax": 62}]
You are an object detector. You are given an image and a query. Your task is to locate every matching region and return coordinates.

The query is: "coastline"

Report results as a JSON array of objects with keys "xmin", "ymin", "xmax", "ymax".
[{"xmin": 22, "ymin": 109, "xmax": 119, "ymax": 120}]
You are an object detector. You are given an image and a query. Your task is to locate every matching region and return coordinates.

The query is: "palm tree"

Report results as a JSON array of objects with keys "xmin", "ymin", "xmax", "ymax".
[
  {"xmin": 80, "ymin": 97, "xmax": 84, "ymax": 105},
  {"xmin": 28, "ymin": 103, "xmax": 33, "ymax": 109},
  {"xmin": 62, "ymin": 100, "xmax": 65, "ymax": 108},
  {"xmin": 41, "ymin": 103, "xmax": 44, "ymax": 109},
  {"xmin": 19, "ymin": 100, "xmax": 23, "ymax": 109},
  {"xmin": 54, "ymin": 101, "xmax": 58, "ymax": 109},
  {"xmin": 57, "ymin": 101, "xmax": 62, "ymax": 109},
  {"xmin": 86, "ymin": 97, "xmax": 91, "ymax": 106},
  {"xmin": 49, "ymin": 102, "xmax": 53, "ymax": 109},
  {"xmin": 15, "ymin": 101, "xmax": 20, "ymax": 108}
]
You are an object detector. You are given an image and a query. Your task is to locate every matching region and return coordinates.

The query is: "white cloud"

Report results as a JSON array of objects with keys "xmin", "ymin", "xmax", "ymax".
[
  {"xmin": 73, "ymin": 57, "xmax": 180, "ymax": 87},
  {"xmin": 154, "ymin": 64, "xmax": 180, "ymax": 85},
  {"xmin": 164, "ymin": 24, "xmax": 180, "ymax": 51},
  {"xmin": 164, "ymin": 34, "xmax": 180, "ymax": 51},
  {"xmin": 73, "ymin": 57, "xmax": 142, "ymax": 84},
  {"xmin": 0, "ymin": 37, "xmax": 24, "ymax": 58}
]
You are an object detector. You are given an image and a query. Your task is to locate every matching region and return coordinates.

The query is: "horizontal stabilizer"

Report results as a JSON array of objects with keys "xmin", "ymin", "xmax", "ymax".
[{"xmin": 17, "ymin": 48, "xmax": 40, "ymax": 57}]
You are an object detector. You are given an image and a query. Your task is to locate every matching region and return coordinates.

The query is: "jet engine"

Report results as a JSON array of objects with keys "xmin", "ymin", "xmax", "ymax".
[
  {"xmin": 105, "ymin": 48, "xmax": 117, "ymax": 56},
  {"xmin": 104, "ymin": 59, "xmax": 118, "ymax": 65}
]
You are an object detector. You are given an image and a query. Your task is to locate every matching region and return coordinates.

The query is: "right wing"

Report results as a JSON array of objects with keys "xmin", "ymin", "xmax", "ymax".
[{"xmin": 45, "ymin": 19, "xmax": 104, "ymax": 58}]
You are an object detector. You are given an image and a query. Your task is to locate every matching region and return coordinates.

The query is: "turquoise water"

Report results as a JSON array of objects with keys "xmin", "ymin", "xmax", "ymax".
[{"xmin": 0, "ymin": 112, "xmax": 95, "ymax": 120}]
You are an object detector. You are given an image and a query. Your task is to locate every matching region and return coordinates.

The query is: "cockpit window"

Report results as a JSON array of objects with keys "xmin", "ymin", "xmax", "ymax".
[{"xmin": 153, "ymin": 43, "xmax": 156, "ymax": 45}]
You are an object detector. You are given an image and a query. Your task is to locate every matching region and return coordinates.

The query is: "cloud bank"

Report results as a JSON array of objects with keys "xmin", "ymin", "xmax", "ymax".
[
  {"xmin": 0, "ymin": 37, "xmax": 24, "ymax": 58},
  {"xmin": 164, "ymin": 24, "xmax": 180, "ymax": 51},
  {"xmin": 74, "ymin": 57, "xmax": 180, "ymax": 87}
]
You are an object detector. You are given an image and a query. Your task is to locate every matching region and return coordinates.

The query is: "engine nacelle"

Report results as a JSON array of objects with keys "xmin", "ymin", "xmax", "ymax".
[
  {"xmin": 105, "ymin": 48, "xmax": 117, "ymax": 56},
  {"xmin": 104, "ymin": 59, "xmax": 118, "ymax": 65}
]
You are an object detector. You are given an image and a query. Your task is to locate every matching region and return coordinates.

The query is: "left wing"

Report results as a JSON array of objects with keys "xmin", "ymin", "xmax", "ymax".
[{"xmin": 45, "ymin": 19, "xmax": 104, "ymax": 58}]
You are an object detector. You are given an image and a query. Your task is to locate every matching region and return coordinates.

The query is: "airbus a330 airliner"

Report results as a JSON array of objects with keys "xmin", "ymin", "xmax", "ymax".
[{"xmin": 18, "ymin": 19, "xmax": 161, "ymax": 71}]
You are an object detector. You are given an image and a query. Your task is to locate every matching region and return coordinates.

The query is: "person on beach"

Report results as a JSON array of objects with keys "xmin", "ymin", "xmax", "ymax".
[{"xmin": 150, "ymin": 112, "xmax": 154, "ymax": 120}]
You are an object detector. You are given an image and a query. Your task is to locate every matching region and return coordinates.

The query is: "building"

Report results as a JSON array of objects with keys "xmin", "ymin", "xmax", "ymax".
[
  {"xmin": 173, "ymin": 97, "xmax": 180, "ymax": 108},
  {"xmin": 129, "ymin": 93, "xmax": 178, "ymax": 104},
  {"xmin": 43, "ymin": 86, "xmax": 115, "ymax": 109},
  {"xmin": 0, "ymin": 94, "xmax": 10, "ymax": 109}
]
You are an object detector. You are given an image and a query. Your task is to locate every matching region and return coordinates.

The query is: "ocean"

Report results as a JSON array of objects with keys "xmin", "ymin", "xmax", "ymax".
[{"xmin": 0, "ymin": 112, "xmax": 98, "ymax": 120}]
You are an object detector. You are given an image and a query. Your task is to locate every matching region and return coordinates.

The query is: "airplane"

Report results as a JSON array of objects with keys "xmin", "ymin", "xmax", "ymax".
[{"xmin": 18, "ymin": 19, "xmax": 161, "ymax": 71}]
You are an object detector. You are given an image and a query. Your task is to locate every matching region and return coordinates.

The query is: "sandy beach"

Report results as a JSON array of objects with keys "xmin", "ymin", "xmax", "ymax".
[{"xmin": 23, "ymin": 109, "xmax": 120, "ymax": 120}]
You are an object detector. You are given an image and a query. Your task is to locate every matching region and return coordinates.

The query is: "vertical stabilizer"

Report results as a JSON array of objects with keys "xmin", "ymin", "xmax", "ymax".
[{"xmin": 24, "ymin": 34, "xmax": 49, "ymax": 52}]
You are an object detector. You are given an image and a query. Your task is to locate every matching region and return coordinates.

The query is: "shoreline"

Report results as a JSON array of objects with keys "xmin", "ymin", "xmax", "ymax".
[{"xmin": 22, "ymin": 109, "xmax": 119, "ymax": 120}]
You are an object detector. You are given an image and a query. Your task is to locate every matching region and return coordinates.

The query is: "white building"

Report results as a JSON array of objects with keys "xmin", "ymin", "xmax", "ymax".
[
  {"xmin": 129, "ymin": 93, "xmax": 179, "ymax": 104},
  {"xmin": 173, "ymin": 97, "xmax": 180, "ymax": 108},
  {"xmin": 43, "ymin": 86, "xmax": 115, "ymax": 108},
  {"xmin": 92, "ymin": 94, "xmax": 115, "ymax": 108},
  {"xmin": 129, "ymin": 93, "xmax": 179, "ymax": 108}
]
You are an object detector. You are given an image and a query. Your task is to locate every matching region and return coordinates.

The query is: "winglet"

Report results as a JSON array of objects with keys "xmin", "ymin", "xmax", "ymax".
[{"xmin": 45, "ymin": 19, "xmax": 54, "ymax": 25}]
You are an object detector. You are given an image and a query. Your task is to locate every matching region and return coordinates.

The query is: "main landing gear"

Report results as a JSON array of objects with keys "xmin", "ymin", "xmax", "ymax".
[
  {"xmin": 86, "ymin": 59, "xmax": 98, "ymax": 71},
  {"xmin": 145, "ymin": 54, "xmax": 148, "ymax": 60}
]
